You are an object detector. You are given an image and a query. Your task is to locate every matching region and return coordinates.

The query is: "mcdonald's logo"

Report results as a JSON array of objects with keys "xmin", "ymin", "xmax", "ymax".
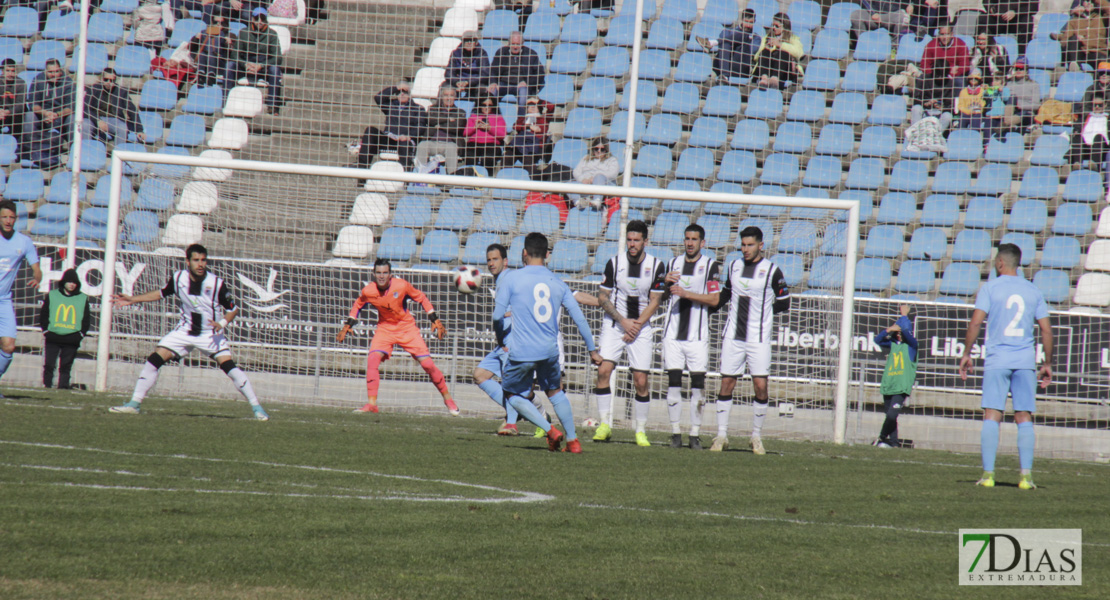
[
  {"xmin": 54, "ymin": 304, "xmax": 77, "ymax": 329},
  {"xmin": 891, "ymin": 353, "xmax": 904, "ymax": 371}
]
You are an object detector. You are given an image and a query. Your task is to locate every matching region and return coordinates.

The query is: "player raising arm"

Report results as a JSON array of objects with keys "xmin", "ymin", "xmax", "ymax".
[
  {"xmin": 109, "ymin": 244, "xmax": 269, "ymax": 421},
  {"xmin": 959, "ymin": 243, "xmax": 1052, "ymax": 490},
  {"xmin": 337, "ymin": 258, "xmax": 458, "ymax": 416},
  {"xmin": 493, "ymin": 232, "xmax": 602, "ymax": 453}
]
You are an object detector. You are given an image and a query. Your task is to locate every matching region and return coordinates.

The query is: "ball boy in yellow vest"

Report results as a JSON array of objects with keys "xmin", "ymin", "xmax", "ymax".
[
  {"xmin": 874, "ymin": 304, "xmax": 918, "ymax": 448},
  {"xmin": 38, "ymin": 268, "xmax": 90, "ymax": 389}
]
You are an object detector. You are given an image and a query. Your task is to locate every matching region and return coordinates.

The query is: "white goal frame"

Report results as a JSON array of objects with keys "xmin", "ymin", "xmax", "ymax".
[{"xmin": 96, "ymin": 150, "xmax": 862, "ymax": 443}]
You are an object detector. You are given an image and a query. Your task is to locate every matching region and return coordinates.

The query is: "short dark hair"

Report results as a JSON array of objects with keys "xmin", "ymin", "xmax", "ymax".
[
  {"xmin": 996, "ymin": 243, "xmax": 1021, "ymax": 269},
  {"xmin": 627, "ymin": 219, "xmax": 648, "ymax": 239},
  {"xmin": 185, "ymin": 243, "xmax": 207, "ymax": 260},
  {"xmin": 0, "ymin": 58, "xmax": 16, "ymax": 67},
  {"xmin": 684, "ymin": 223, "xmax": 705, "ymax": 240},
  {"xmin": 486, "ymin": 243, "xmax": 507, "ymax": 259},
  {"xmin": 373, "ymin": 257, "xmax": 392, "ymax": 272},
  {"xmin": 101, "ymin": 67, "xmax": 116, "ymax": 78},
  {"xmin": 44, "ymin": 58, "xmax": 61, "ymax": 70},
  {"xmin": 740, "ymin": 226, "xmax": 764, "ymax": 242},
  {"xmin": 523, "ymin": 232, "xmax": 548, "ymax": 259},
  {"xmin": 741, "ymin": 8, "xmax": 756, "ymax": 19},
  {"xmin": 0, "ymin": 199, "xmax": 16, "ymax": 215}
]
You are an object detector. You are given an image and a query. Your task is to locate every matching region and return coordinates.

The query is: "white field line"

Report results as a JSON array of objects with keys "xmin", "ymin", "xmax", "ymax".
[
  {"xmin": 1, "ymin": 400, "xmax": 83, "ymax": 410},
  {"xmin": 0, "ymin": 440, "xmax": 552, "ymax": 504}
]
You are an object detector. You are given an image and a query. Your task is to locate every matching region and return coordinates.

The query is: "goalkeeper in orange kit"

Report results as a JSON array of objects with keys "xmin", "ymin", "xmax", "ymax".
[{"xmin": 337, "ymin": 258, "xmax": 458, "ymax": 415}]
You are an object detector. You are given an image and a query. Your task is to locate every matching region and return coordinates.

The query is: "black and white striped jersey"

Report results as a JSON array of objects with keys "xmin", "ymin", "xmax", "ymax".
[
  {"xmin": 161, "ymin": 270, "xmax": 235, "ymax": 336},
  {"xmin": 600, "ymin": 251, "xmax": 666, "ymax": 324},
  {"xmin": 662, "ymin": 254, "xmax": 720, "ymax": 342},
  {"xmin": 719, "ymin": 257, "xmax": 789, "ymax": 344}
]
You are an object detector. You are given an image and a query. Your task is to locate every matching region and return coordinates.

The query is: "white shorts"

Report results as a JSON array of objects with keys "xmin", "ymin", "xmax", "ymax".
[
  {"xmin": 157, "ymin": 328, "xmax": 232, "ymax": 359},
  {"xmin": 663, "ymin": 337, "xmax": 709, "ymax": 372},
  {"xmin": 719, "ymin": 339, "xmax": 771, "ymax": 378},
  {"xmin": 598, "ymin": 322, "xmax": 654, "ymax": 371}
]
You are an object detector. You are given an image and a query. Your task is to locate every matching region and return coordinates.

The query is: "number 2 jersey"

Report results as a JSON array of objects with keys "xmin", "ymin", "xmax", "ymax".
[
  {"xmin": 719, "ymin": 257, "xmax": 790, "ymax": 344},
  {"xmin": 162, "ymin": 270, "xmax": 235, "ymax": 336},
  {"xmin": 974, "ymin": 274, "xmax": 1049, "ymax": 371},
  {"xmin": 662, "ymin": 253, "xmax": 720, "ymax": 342},
  {"xmin": 492, "ymin": 265, "xmax": 595, "ymax": 362},
  {"xmin": 599, "ymin": 251, "xmax": 666, "ymax": 328}
]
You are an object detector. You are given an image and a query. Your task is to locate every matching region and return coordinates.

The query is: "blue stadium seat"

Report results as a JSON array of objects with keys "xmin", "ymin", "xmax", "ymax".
[
  {"xmin": 537, "ymin": 73, "xmax": 575, "ymax": 105},
  {"xmin": 139, "ymin": 79, "xmax": 178, "ymax": 111},
  {"xmin": 931, "ymin": 162, "xmax": 972, "ymax": 195},
  {"xmin": 829, "ymin": 92, "xmax": 867, "ymax": 124},
  {"xmin": 434, "ymin": 197, "xmax": 474, "ymax": 231},
  {"xmin": 548, "ymin": 239, "xmax": 588, "ymax": 273},
  {"xmin": 112, "ymin": 143, "xmax": 146, "ymax": 175},
  {"xmin": 785, "ymin": 90, "xmax": 825, "ymax": 123},
  {"xmin": 77, "ymin": 207, "xmax": 111, "ymax": 241},
  {"xmin": 888, "ymin": 160, "xmax": 928, "ymax": 193},
  {"xmin": 737, "ymin": 217, "xmax": 775, "ymax": 248},
  {"xmin": 703, "ymin": 85, "xmax": 742, "ymax": 119},
  {"xmin": 854, "ymin": 29, "xmax": 891, "ymax": 62},
  {"xmin": 858, "ymin": 126, "xmax": 896, "ymax": 157},
  {"xmin": 778, "ymin": 221, "xmax": 817, "ymax": 253},
  {"xmin": 788, "ymin": 0, "xmax": 822, "ymax": 31},
  {"xmin": 952, "ymin": 229, "xmax": 992, "ymax": 262},
  {"xmin": 167, "ymin": 18, "xmax": 206, "ymax": 48},
  {"xmin": 560, "ymin": 13, "xmax": 598, "ymax": 44},
  {"xmin": 869, "ymin": 94, "xmax": 907, "ymax": 125},
  {"xmin": 856, "ymin": 258, "xmax": 892, "ymax": 292},
  {"xmin": 1056, "ymin": 72, "xmax": 1093, "ymax": 103},
  {"xmin": 825, "ymin": 2, "xmax": 861, "ymax": 30},
  {"xmin": 112, "ymin": 45, "xmax": 152, "ymax": 78},
  {"xmin": 839, "ymin": 190, "xmax": 875, "ymax": 222},
  {"xmin": 842, "ymin": 61, "xmax": 879, "ymax": 93},
  {"xmin": 703, "ymin": 0, "xmax": 740, "ymax": 25},
  {"xmin": 1041, "ymin": 236, "xmax": 1081, "ymax": 268},
  {"xmin": 864, "ymin": 225, "xmax": 904, "ymax": 258},
  {"xmin": 697, "ymin": 214, "xmax": 731, "ymax": 247},
  {"xmin": 811, "ymin": 29, "xmax": 850, "ymax": 60},
  {"xmin": 551, "ymin": 138, "xmax": 586, "ymax": 169},
  {"xmin": 66, "ymin": 139, "xmax": 107, "ymax": 172},
  {"xmin": 27, "ymin": 40, "xmax": 65, "ymax": 70},
  {"xmin": 1025, "ymin": 38, "xmax": 1061, "ymax": 70},
  {"xmin": 42, "ymin": 10, "xmax": 80, "ymax": 40},
  {"xmin": 564, "ymin": 208, "xmax": 605, "ymax": 239},
  {"xmin": 563, "ymin": 107, "xmax": 603, "ymax": 139},
  {"xmin": 944, "ymin": 129, "xmax": 983, "ymax": 161},
  {"xmin": 674, "ymin": 51, "xmax": 713, "ymax": 83},
  {"xmin": 1029, "ymin": 134, "xmax": 1070, "ymax": 167},
  {"xmin": 760, "ymin": 153, "xmax": 800, "ymax": 186},
  {"xmin": 88, "ymin": 12, "xmax": 124, "ymax": 43},
  {"xmin": 135, "ymin": 177, "xmax": 176, "ymax": 211},
  {"xmin": 482, "ymin": 10, "xmax": 517, "ymax": 40},
  {"xmin": 920, "ymin": 194, "xmax": 960, "ymax": 227},
  {"xmin": 815, "ymin": 123, "xmax": 853, "ymax": 156},
  {"xmin": 633, "ymin": 145, "xmax": 673, "ymax": 177},
  {"xmin": 645, "ymin": 17, "xmax": 683, "ymax": 50},
  {"xmin": 688, "ymin": 117, "xmax": 728, "ymax": 148},
  {"xmin": 820, "ymin": 222, "xmax": 850, "ymax": 255},
  {"xmin": 1033, "ymin": 270, "xmax": 1071, "ymax": 304},
  {"xmin": 1000, "ymin": 232, "xmax": 1035, "ymax": 265},
  {"xmin": 1053, "ymin": 203, "xmax": 1093, "ymax": 235},
  {"xmin": 521, "ymin": 203, "xmax": 560, "ymax": 235},
  {"xmin": 607, "ymin": 110, "xmax": 646, "ymax": 142},
  {"xmin": 165, "ymin": 114, "xmax": 206, "ymax": 147},
  {"xmin": 653, "ymin": 212, "xmax": 690, "ymax": 246},
  {"xmin": 660, "ymin": 82, "xmax": 701, "ymax": 115},
  {"xmin": 91, "ymin": 175, "xmax": 133, "ymax": 207},
  {"xmin": 845, "ymin": 157, "xmax": 885, "ymax": 190},
  {"xmin": 103, "ymin": 0, "xmax": 140, "ymax": 12},
  {"xmin": 6, "ymin": 169, "xmax": 43, "ymax": 202},
  {"xmin": 30, "ymin": 204, "xmax": 71, "ymax": 237},
  {"xmin": 477, "ymin": 200, "xmax": 517, "ymax": 232},
  {"xmin": 802, "ymin": 59, "xmax": 840, "ymax": 91},
  {"xmin": 376, "ymin": 227, "xmax": 417, "ymax": 262},
  {"xmin": 626, "ymin": 177, "xmax": 659, "ymax": 210},
  {"xmin": 894, "ymin": 260, "xmax": 936, "ymax": 294},
  {"xmin": 0, "ymin": 37, "xmax": 23, "ymax": 65},
  {"xmin": 971, "ymin": 163, "xmax": 1013, "ymax": 196},
  {"xmin": 549, "ymin": 43, "xmax": 589, "ymax": 75},
  {"xmin": 1062, "ymin": 169, "xmax": 1103, "ymax": 202},
  {"xmin": 0, "ymin": 134, "xmax": 14, "ymax": 165},
  {"xmin": 183, "ymin": 85, "xmax": 224, "ymax": 115},
  {"xmin": 940, "ymin": 263, "xmax": 982, "ymax": 297},
  {"xmin": 1035, "ymin": 13, "xmax": 1070, "ymax": 38},
  {"xmin": 462, "ymin": 232, "xmax": 501, "ymax": 265},
  {"xmin": 748, "ymin": 186, "xmax": 787, "ymax": 217},
  {"xmin": 984, "ymin": 131, "xmax": 1024, "ymax": 163},
  {"xmin": 393, "ymin": 195, "xmax": 431, "ymax": 228},
  {"xmin": 150, "ymin": 147, "xmax": 191, "ymax": 178},
  {"xmin": 592, "ymin": 241, "xmax": 619, "ymax": 273},
  {"xmin": 619, "ymin": 80, "xmax": 658, "ymax": 111},
  {"xmin": 876, "ymin": 192, "xmax": 916, "ymax": 225},
  {"xmin": 745, "ymin": 88, "xmax": 783, "ymax": 120},
  {"xmin": 577, "ymin": 77, "xmax": 617, "ymax": 109},
  {"xmin": 507, "ymin": 235, "xmax": 526, "ymax": 268},
  {"xmin": 639, "ymin": 49, "xmax": 675, "ymax": 82},
  {"xmin": 492, "ymin": 167, "xmax": 530, "ymax": 200},
  {"xmin": 593, "ymin": 46, "xmax": 630, "ymax": 78},
  {"xmin": 661, "ymin": 0, "xmax": 698, "ymax": 22},
  {"xmin": 604, "ymin": 208, "xmax": 645, "ymax": 240},
  {"xmin": 604, "ymin": 15, "xmax": 640, "ymax": 47},
  {"xmin": 0, "ymin": 7, "xmax": 39, "ymax": 38},
  {"xmin": 1028, "ymin": 69, "xmax": 1053, "ymax": 101},
  {"xmin": 122, "ymin": 210, "xmax": 159, "ymax": 244},
  {"xmin": 717, "ymin": 150, "xmax": 757, "ymax": 183},
  {"xmin": 706, "ymin": 182, "xmax": 745, "ymax": 214},
  {"xmin": 675, "ymin": 147, "xmax": 716, "ymax": 180},
  {"xmin": 907, "ymin": 227, "xmax": 948, "ymax": 260},
  {"xmin": 771, "ymin": 253, "xmax": 805, "ymax": 286},
  {"xmin": 959, "ymin": 198, "xmax": 1003, "ymax": 232},
  {"xmin": 523, "ymin": 12, "xmax": 561, "ymax": 43},
  {"xmin": 1018, "ymin": 167, "xmax": 1059, "ymax": 199},
  {"xmin": 70, "ymin": 44, "xmax": 110, "ymax": 74},
  {"xmin": 895, "ymin": 32, "xmax": 931, "ymax": 62},
  {"xmin": 643, "ymin": 113, "xmax": 683, "ymax": 146},
  {"xmin": 802, "ymin": 156, "xmax": 842, "ymax": 188},
  {"xmin": 731, "ymin": 120, "xmax": 770, "ymax": 152},
  {"xmin": 809, "ymin": 256, "xmax": 846, "ymax": 289},
  {"xmin": 46, "ymin": 171, "xmax": 89, "ymax": 204},
  {"xmin": 1008, "ymin": 199, "xmax": 1048, "ymax": 233},
  {"xmin": 419, "ymin": 230, "xmax": 460, "ymax": 264},
  {"xmin": 773, "ymin": 122, "xmax": 812, "ymax": 154}
]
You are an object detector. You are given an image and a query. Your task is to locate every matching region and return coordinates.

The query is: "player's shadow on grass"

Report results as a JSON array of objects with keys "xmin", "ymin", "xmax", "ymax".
[{"xmin": 960, "ymin": 479, "xmax": 1026, "ymax": 489}]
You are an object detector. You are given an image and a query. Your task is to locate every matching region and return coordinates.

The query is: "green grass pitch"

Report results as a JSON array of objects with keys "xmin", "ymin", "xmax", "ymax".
[{"xmin": 1, "ymin": 389, "xmax": 1106, "ymax": 599}]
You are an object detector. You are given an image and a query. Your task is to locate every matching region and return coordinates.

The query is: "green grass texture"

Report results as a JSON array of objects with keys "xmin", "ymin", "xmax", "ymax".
[{"xmin": 1, "ymin": 389, "xmax": 1106, "ymax": 599}]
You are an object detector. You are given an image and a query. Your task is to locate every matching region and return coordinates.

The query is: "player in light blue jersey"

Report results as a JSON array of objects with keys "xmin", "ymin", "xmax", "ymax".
[
  {"xmin": 0, "ymin": 199, "xmax": 42, "ymax": 390},
  {"xmin": 959, "ymin": 243, "xmax": 1053, "ymax": 490},
  {"xmin": 492, "ymin": 232, "xmax": 602, "ymax": 453},
  {"xmin": 473, "ymin": 243, "xmax": 527, "ymax": 435}
]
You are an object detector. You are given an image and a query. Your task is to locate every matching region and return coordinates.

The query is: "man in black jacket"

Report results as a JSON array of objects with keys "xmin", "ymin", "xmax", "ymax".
[
  {"xmin": 39, "ymin": 269, "xmax": 91, "ymax": 390},
  {"xmin": 81, "ymin": 69, "xmax": 147, "ymax": 143},
  {"xmin": 488, "ymin": 31, "xmax": 546, "ymax": 100},
  {"xmin": 353, "ymin": 82, "xmax": 427, "ymax": 169}
]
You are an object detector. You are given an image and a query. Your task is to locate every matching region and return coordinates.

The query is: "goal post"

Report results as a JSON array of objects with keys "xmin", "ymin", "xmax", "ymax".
[{"xmin": 96, "ymin": 150, "xmax": 861, "ymax": 441}]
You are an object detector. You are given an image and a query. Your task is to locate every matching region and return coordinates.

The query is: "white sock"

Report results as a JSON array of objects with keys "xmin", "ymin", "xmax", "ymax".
[
  {"xmin": 227, "ymin": 367, "xmax": 260, "ymax": 406},
  {"xmin": 131, "ymin": 362, "xmax": 160, "ymax": 403},
  {"xmin": 752, "ymin": 401, "xmax": 768, "ymax": 438},
  {"xmin": 596, "ymin": 390, "xmax": 613, "ymax": 426},
  {"xmin": 689, "ymin": 388, "xmax": 704, "ymax": 437},
  {"xmin": 666, "ymin": 387, "xmax": 683, "ymax": 434},
  {"xmin": 530, "ymin": 394, "xmax": 544, "ymax": 414},
  {"xmin": 634, "ymin": 396, "xmax": 650, "ymax": 433},
  {"xmin": 716, "ymin": 398, "xmax": 733, "ymax": 437}
]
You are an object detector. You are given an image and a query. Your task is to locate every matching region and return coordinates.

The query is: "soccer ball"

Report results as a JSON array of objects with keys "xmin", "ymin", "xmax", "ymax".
[
  {"xmin": 581, "ymin": 418, "xmax": 599, "ymax": 428},
  {"xmin": 452, "ymin": 265, "xmax": 482, "ymax": 294}
]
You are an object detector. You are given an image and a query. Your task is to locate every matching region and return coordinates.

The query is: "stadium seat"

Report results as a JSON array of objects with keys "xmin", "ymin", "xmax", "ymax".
[
  {"xmin": 856, "ymin": 258, "xmax": 892, "ymax": 292},
  {"xmin": 1063, "ymin": 169, "xmax": 1103, "ymax": 202},
  {"xmin": 799, "ymin": 156, "xmax": 841, "ymax": 189},
  {"xmin": 868, "ymin": 95, "xmax": 907, "ymax": 126},
  {"xmin": 673, "ymin": 52, "xmax": 712, "ymax": 83},
  {"xmin": 348, "ymin": 193, "xmax": 390, "ymax": 227},
  {"xmin": 192, "ymin": 149, "xmax": 233, "ymax": 182},
  {"xmin": 42, "ymin": 10, "xmax": 80, "ymax": 40},
  {"xmin": 788, "ymin": 0, "xmax": 822, "ymax": 31},
  {"xmin": 1008, "ymin": 199, "xmax": 1048, "ymax": 233},
  {"xmin": 675, "ymin": 148, "xmax": 716, "ymax": 180},
  {"xmin": 784, "ymin": 90, "xmax": 824, "ymax": 123},
  {"xmin": 0, "ymin": 134, "xmax": 15, "ymax": 166},
  {"xmin": 662, "ymin": 180, "xmax": 701, "ymax": 214},
  {"xmin": 777, "ymin": 221, "xmax": 817, "ymax": 254},
  {"xmin": 894, "ymin": 260, "xmax": 935, "ymax": 294},
  {"xmin": 135, "ymin": 178, "xmax": 176, "ymax": 211},
  {"xmin": 521, "ymin": 203, "xmax": 560, "ymax": 235},
  {"xmin": 1033, "ymin": 270, "xmax": 1071, "ymax": 304},
  {"xmin": 812, "ymin": 29, "xmax": 850, "ymax": 60},
  {"xmin": 907, "ymin": 227, "xmax": 948, "ymax": 260},
  {"xmin": 1029, "ymin": 134, "xmax": 1070, "ymax": 167},
  {"xmin": 207, "ymin": 118, "xmax": 248, "ymax": 150},
  {"xmin": 939, "ymin": 263, "xmax": 982, "ymax": 297},
  {"xmin": 697, "ymin": 214, "xmax": 731, "ymax": 248},
  {"xmin": 760, "ymin": 153, "xmax": 800, "ymax": 186},
  {"xmin": 745, "ymin": 88, "xmax": 783, "ymax": 120},
  {"xmin": 864, "ymin": 225, "xmax": 904, "ymax": 259},
  {"xmin": 920, "ymin": 195, "xmax": 960, "ymax": 227},
  {"xmin": 1035, "ymin": 12, "xmax": 1070, "ymax": 39},
  {"xmin": 592, "ymin": 241, "xmax": 618, "ymax": 273},
  {"xmin": 433, "ymin": 197, "xmax": 474, "ymax": 231},
  {"xmin": 839, "ymin": 190, "xmax": 875, "ymax": 222},
  {"xmin": 1053, "ymin": 203, "xmax": 1093, "ymax": 236},
  {"xmin": 963, "ymin": 197, "xmax": 1003, "ymax": 229},
  {"xmin": 375, "ymin": 227, "xmax": 417, "ymax": 262},
  {"xmin": 802, "ymin": 59, "xmax": 840, "ymax": 91},
  {"xmin": 88, "ymin": 12, "xmax": 124, "ymax": 43},
  {"xmin": 419, "ymin": 230, "xmax": 461, "ymax": 264},
  {"xmin": 77, "ymin": 207, "xmax": 111, "ymax": 241},
  {"xmin": 549, "ymin": 43, "xmax": 588, "ymax": 75},
  {"xmin": 842, "ymin": 61, "xmax": 879, "ymax": 93},
  {"xmin": 633, "ymin": 145, "xmax": 673, "ymax": 177},
  {"xmin": 661, "ymin": 0, "xmax": 698, "ymax": 22},
  {"xmin": 183, "ymin": 85, "xmax": 224, "ymax": 115},
  {"xmin": 604, "ymin": 15, "xmax": 640, "ymax": 47},
  {"xmin": 224, "ymin": 86, "xmax": 265, "ymax": 117},
  {"xmin": 5, "ymin": 169, "xmax": 43, "ymax": 202},
  {"xmin": 687, "ymin": 19, "xmax": 725, "ymax": 53},
  {"xmin": 605, "ymin": 209, "xmax": 646, "ymax": 239},
  {"xmin": 829, "ymin": 92, "xmax": 867, "ymax": 124},
  {"xmin": 687, "ymin": 117, "xmax": 728, "ymax": 149},
  {"xmin": 649, "ymin": 212, "xmax": 687, "ymax": 246},
  {"xmin": 0, "ymin": 7, "xmax": 39, "ymax": 38},
  {"xmin": 809, "ymin": 256, "xmax": 846, "ymax": 289},
  {"xmin": 91, "ymin": 175, "xmax": 135, "ymax": 208},
  {"xmin": 177, "ymin": 181, "xmax": 219, "ymax": 215},
  {"xmin": 716, "ymin": 150, "xmax": 757, "ymax": 183},
  {"xmin": 30, "ymin": 204, "xmax": 71, "ymax": 238},
  {"xmin": 482, "ymin": 10, "xmax": 517, "ymax": 40},
  {"xmin": 563, "ymin": 208, "xmax": 605, "ymax": 239},
  {"xmin": 1018, "ymin": 167, "xmax": 1059, "ymax": 200},
  {"xmin": 551, "ymin": 138, "xmax": 586, "ymax": 169},
  {"xmin": 426, "ymin": 37, "xmax": 461, "ymax": 68},
  {"xmin": 1055, "ymin": 72, "xmax": 1093, "ymax": 103},
  {"xmin": 122, "ymin": 210, "xmax": 160, "ymax": 244},
  {"xmin": 1025, "ymin": 38, "xmax": 1061, "ymax": 70},
  {"xmin": 1041, "ymin": 236, "xmax": 1081, "ymax": 268},
  {"xmin": 748, "ymin": 186, "xmax": 787, "ymax": 217},
  {"xmin": 854, "ymin": 30, "xmax": 891, "ymax": 62},
  {"xmin": 165, "ymin": 114, "xmax": 207, "ymax": 148},
  {"xmin": 645, "ymin": 17, "xmax": 683, "ymax": 51},
  {"xmin": 1087, "ymin": 239, "xmax": 1110, "ymax": 271},
  {"xmin": 476, "ymin": 200, "xmax": 517, "ymax": 232},
  {"xmin": 984, "ymin": 131, "xmax": 1024, "ymax": 163},
  {"xmin": 168, "ymin": 19, "xmax": 206, "ymax": 48},
  {"xmin": 1100, "ymin": 207, "xmax": 1110, "ymax": 237},
  {"xmin": 945, "ymin": 130, "xmax": 983, "ymax": 161},
  {"xmin": 643, "ymin": 113, "xmax": 683, "ymax": 146},
  {"xmin": 139, "ymin": 79, "xmax": 178, "ymax": 111},
  {"xmin": 0, "ymin": 37, "xmax": 23, "ymax": 65},
  {"xmin": 461, "ymin": 232, "xmax": 501, "ymax": 265},
  {"xmin": 27, "ymin": 40, "xmax": 65, "ymax": 71},
  {"xmin": 895, "ymin": 32, "xmax": 931, "ymax": 62},
  {"xmin": 619, "ymin": 80, "xmax": 658, "ymax": 112},
  {"xmin": 548, "ymin": 239, "xmax": 588, "ymax": 272},
  {"xmin": 1000, "ymin": 232, "xmax": 1035, "ymax": 265},
  {"xmin": 952, "ymin": 229, "xmax": 992, "ymax": 262},
  {"xmin": 162, "ymin": 214, "xmax": 203, "ymax": 247},
  {"xmin": 825, "ymin": 2, "xmax": 861, "ymax": 30},
  {"xmin": 660, "ymin": 82, "xmax": 701, "ymax": 115},
  {"xmin": 704, "ymin": 0, "xmax": 741, "ymax": 25},
  {"xmin": 845, "ymin": 158, "xmax": 885, "ymax": 190},
  {"xmin": 560, "ymin": 13, "xmax": 598, "ymax": 44},
  {"xmin": 334, "ymin": 225, "xmax": 376, "ymax": 259},
  {"xmin": 576, "ymin": 77, "xmax": 617, "ymax": 110},
  {"xmin": 69, "ymin": 44, "xmax": 109, "ymax": 74},
  {"xmin": 731, "ymin": 119, "xmax": 770, "ymax": 152},
  {"xmin": 815, "ymin": 124, "xmax": 853, "ymax": 156},
  {"xmin": 523, "ymin": 12, "xmax": 561, "ymax": 43},
  {"xmin": 593, "ymin": 46, "xmax": 631, "ymax": 79},
  {"xmin": 736, "ymin": 217, "xmax": 775, "ymax": 249},
  {"xmin": 607, "ymin": 111, "xmax": 646, "ymax": 143},
  {"xmin": 773, "ymin": 122, "xmax": 812, "ymax": 154},
  {"xmin": 46, "ymin": 171, "xmax": 88, "ymax": 205},
  {"xmin": 771, "ymin": 253, "xmax": 805, "ymax": 286},
  {"xmin": 971, "ymin": 163, "xmax": 1013, "ymax": 196},
  {"xmin": 931, "ymin": 162, "xmax": 972, "ymax": 195},
  {"xmin": 858, "ymin": 126, "xmax": 896, "ymax": 158},
  {"xmin": 820, "ymin": 222, "xmax": 849, "ymax": 255},
  {"xmin": 492, "ymin": 167, "xmax": 530, "ymax": 200},
  {"xmin": 749, "ymin": 0, "xmax": 777, "ymax": 26},
  {"xmin": 703, "ymin": 85, "xmax": 743, "ymax": 119},
  {"xmin": 876, "ymin": 192, "xmax": 916, "ymax": 225},
  {"xmin": 537, "ymin": 73, "xmax": 576, "ymax": 105}
]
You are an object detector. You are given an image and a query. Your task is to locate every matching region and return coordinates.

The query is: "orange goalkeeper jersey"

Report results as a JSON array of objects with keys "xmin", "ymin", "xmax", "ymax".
[{"xmin": 348, "ymin": 277, "xmax": 435, "ymax": 329}]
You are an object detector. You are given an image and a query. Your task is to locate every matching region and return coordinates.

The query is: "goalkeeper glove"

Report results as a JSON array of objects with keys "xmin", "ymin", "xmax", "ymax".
[{"xmin": 432, "ymin": 319, "xmax": 446, "ymax": 340}]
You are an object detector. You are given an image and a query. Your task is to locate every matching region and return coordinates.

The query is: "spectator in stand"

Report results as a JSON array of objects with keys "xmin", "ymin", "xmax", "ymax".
[
  {"xmin": 850, "ymin": 0, "xmax": 912, "ymax": 41},
  {"xmin": 463, "ymin": 94, "xmax": 506, "ymax": 170},
  {"xmin": 151, "ymin": 37, "xmax": 198, "ymax": 88},
  {"xmin": 983, "ymin": 73, "xmax": 1011, "ymax": 139},
  {"xmin": 979, "ymin": 0, "xmax": 1035, "ymax": 57},
  {"xmin": 506, "ymin": 96, "xmax": 551, "ymax": 174},
  {"xmin": 191, "ymin": 16, "xmax": 236, "ymax": 87},
  {"xmin": 26, "ymin": 59, "xmax": 75, "ymax": 168},
  {"xmin": 970, "ymin": 31, "xmax": 1010, "ymax": 78},
  {"xmin": 1053, "ymin": 1, "xmax": 1110, "ymax": 72},
  {"xmin": 697, "ymin": 8, "xmax": 761, "ymax": 83},
  {"xmin": 920, "ymin": 26, "xmax": 969, "ymax": 109},
  {"xmin": 751, "ymin": 12, "xmax": 804, "ymax": 89},
  {"xmin": 908, "ymin": 0, "xmax": 945, "ymax": 34},
  {"xmin": 227, "ymin": 7, "xmax": 284, "ymax": 115},
  {"xmin": 372, "ymin": 81, "xmax": 427, "ymax": 169},
  {"xmin": 415, "ymin": 87, "xmax": 465, "ymax": 175},
  {"xmin": 909, "ymin": 96, "xmax": 953, "ymax": 132},
  {"xmin": 0, "ymin": 59, "xmax": 27, "ymax": 147},
  {"xmin": 445, "ymin": 31, "xmax": 490, "ymax": 99},
  {"xmin": 1070, "ymin": 93, "xmax": 1110, "ymax": 168},
  {"xmin": 81, "ymin": 69, "xmax": 147, "ymax": 144},
  {"xmin": 957, "ymin": 69, "xmax": 990, "ymax": 136},
  {"xmin": 1081, "ymin": 62, "xmax": 1110, "ymax": 119},
  {"xmin": 569, "ymin": 138, "xmax": 619, "ymax": 210},
  {"xmin": 1004, "ymin": 58, "xmax": 1041, "ymax": 131},
  {"xmin": 134, "ymin": 0, "xmax": 168, "ymax": 50},
  {"xmin": 488, "ymin": 31, "xmax": 546, "ymax": 100}
]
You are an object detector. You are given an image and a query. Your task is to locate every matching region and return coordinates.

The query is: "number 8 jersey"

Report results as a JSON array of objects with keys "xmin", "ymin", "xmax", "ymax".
[{"xmin": 492, "ymin": 264, "xmax": 596, "ymax": 362}]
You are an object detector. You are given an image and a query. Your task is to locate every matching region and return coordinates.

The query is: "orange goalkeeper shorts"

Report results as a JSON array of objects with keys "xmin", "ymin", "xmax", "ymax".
[{"xmin": 369, "ymin": 324, "xmax": 430, "ymax": 360}]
